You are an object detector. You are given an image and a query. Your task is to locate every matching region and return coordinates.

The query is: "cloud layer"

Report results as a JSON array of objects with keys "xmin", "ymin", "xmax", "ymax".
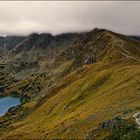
[{"xmin": 0, "ymin": 1, "xmax": 140, "ymax": 35}]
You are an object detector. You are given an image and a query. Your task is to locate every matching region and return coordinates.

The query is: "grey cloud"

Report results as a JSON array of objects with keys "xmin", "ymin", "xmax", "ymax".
[{"xmin": 0, "ymin": 1, "xmax": 139, "ymax": 36}]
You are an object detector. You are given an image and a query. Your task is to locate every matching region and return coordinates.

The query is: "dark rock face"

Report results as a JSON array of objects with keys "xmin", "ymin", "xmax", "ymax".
[
  {"xmin": 0, "ymin": 37, "xmax": 5, "ymax": 48},
  {"xmin": 54, "ymin": 29, "xmax": 111, "ymax": 74},
  {"xmin": 0, "ymin": 36, "xmax": 25, "ymax": 50},
  {"xmin": 98, "ymin": 116, "xmax": 123, "ymax": 130},
  {"xmin": 85, "ymin": 116, "xmax": 123, "ymax": 139},
  {"xmin": 4, "ymin": 36, "xmax": 25, "ymax": 50},
  {"xmin": 130, "ymin": 36, "xmax": 140, "ymax": 41}
]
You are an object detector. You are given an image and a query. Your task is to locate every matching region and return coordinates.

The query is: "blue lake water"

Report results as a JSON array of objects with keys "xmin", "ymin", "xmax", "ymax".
[{"xmin": 0, "ymin": 97, "xmax": 20, "ymax": 116}]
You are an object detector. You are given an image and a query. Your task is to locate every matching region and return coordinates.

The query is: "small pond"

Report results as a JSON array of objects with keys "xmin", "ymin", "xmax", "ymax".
[{"xmin": 0, "ymin": 96, "xmax": 20, "ymax": 116}]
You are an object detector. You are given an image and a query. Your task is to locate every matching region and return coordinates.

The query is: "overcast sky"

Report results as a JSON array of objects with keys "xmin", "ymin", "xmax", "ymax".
[{"xmin": 0, "ymin": 1, "xmax": 140, "ymax": 36}]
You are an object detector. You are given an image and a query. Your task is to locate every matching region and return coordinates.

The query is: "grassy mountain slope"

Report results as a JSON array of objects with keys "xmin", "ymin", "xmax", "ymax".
[{"xmin": 0, "ymin": 29, "xmax": 140, "ymax": 139}]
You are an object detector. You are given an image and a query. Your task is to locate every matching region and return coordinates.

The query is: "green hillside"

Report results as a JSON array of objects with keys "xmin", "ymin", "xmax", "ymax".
[{"xmin": 0, "ymin": 29, "xmax": 140, "ymax": 139}]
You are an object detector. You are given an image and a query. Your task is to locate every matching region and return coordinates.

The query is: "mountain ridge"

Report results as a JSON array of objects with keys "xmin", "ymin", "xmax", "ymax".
[{"xmin": 0, "ymin": 28, "xmax": 140, "ymax": 139}]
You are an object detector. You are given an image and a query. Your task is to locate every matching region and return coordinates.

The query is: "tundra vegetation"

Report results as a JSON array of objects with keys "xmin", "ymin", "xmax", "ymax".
[{"xmin": 0, "ymin": 29, "xmax": 140, "ymax": 139}]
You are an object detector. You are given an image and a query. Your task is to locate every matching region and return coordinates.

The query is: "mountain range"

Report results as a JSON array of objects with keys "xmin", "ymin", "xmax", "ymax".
[{"xmin": 0, "ymin": 28, "xmax": 140, "ymax": 139}]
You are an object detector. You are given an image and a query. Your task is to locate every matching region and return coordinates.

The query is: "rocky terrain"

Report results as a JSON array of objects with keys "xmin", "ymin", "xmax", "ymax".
[{"xmin": 0, "ymin": 28, "xmax": 140, "ymax": 139}]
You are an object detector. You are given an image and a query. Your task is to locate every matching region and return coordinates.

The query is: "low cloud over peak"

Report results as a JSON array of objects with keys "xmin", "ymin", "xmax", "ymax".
[{"xmin": 0, "ymin": 1, "xmax": 140, "ymax": 36}]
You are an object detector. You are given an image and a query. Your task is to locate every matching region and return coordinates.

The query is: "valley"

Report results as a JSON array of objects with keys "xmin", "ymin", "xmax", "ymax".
[{"xmin": 0, "ymin": 28, "xmax": 140, "ymax": 139}]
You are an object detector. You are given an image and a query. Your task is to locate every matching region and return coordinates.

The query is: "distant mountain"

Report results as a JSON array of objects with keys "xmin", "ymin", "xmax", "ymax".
[
  {"xmin": 0, "ymin": 36, "xmax": 25, "ymax": 50},
  {"xmin": 129, "ymin": 35, "xmax": 140, "ymax": 41},
  {"xmin": 0, "ymin": 28, "xmax": 140, "ymax": 139}
]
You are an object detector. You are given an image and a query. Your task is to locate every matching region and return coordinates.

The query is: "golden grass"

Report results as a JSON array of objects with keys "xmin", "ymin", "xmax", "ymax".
[{"xmin": 1, "ymin": 60, "xmax": 140, "ymax": 139}]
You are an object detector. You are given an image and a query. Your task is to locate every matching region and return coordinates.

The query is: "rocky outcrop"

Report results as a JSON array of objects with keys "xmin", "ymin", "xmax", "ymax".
[{"xmin": 85, "ymin": 116, "xmax": 123, "ymax": 139}]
